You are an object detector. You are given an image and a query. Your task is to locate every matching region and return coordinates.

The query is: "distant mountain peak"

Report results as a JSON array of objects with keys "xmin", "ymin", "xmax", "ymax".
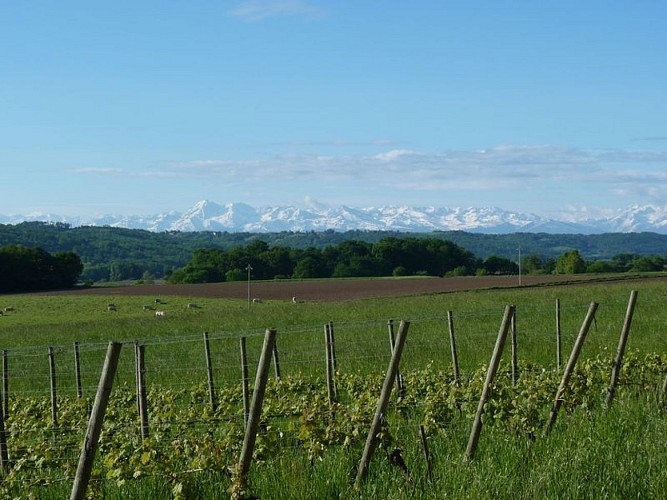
[{"xmin": 1, "ymin": 201, "xmax": 666, "ymax": 234}]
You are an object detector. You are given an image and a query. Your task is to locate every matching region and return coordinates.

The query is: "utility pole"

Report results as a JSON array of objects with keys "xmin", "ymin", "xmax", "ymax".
[{"xmin": 246, "ymin": 264, "xmax": 253, "ymax": 310}]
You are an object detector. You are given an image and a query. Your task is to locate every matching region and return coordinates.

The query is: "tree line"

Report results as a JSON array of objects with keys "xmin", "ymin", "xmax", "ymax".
[
  {"xmin": 0, "ymin": 238, "xmax": 665, "ymax": 292},
  {"xmin": 0, "ymin": 245, "xmax": 83, "ymax": 293},
  {"xmin": 1, "ymin": 222, "xmax": 666, "ymax": 284},
  {"xmin": 166, "ymin": 238, "xmax": 667, "ymax": 284}
]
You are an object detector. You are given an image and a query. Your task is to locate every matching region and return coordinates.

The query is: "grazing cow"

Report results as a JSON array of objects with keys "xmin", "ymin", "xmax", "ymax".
[
  {"xmin": 187, "ymin": 303, "xmax": 199, "ymax": 309},
  {"xmin": 252, "ymin": 298, "xmax": 262, "ymax": 304},
  {"xmin": 0, "ymin": 311, "xmax": 3, "ymax": 317},
  {"xmin": 107, "ymin": 304, "xmax": 117, "ymax": 312},
  {"xmin": 292, "ymin": 296, "xmax": 297, "ymax": 304},
  {"xmin": 155, "ymin": 310, "xmax": 166, "ymax": 317},
  {"xmin": 142, "ymin": 305, "xmax": 153, "ymax": 311},
  {"xmin": 155, "ymin": 298, "xmax": 162, "ymax": 304},
  {"xmin": 4, "ymin": 307, "xmax": 14, "ymax": 312}
]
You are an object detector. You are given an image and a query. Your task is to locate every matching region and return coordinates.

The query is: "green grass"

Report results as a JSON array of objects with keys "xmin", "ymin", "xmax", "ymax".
[
  {"xmin": 0, "ymin": 278, "xmax": 666, "ymax": 498},
  {"xmin": 1, "ymin": 279, "xmax": 666, "ymax": 391}
]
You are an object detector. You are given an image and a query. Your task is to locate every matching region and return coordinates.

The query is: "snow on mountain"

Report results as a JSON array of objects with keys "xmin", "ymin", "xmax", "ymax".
[
  {"xmin": 2, "ymin": 200, "xmax": 667, "ymax": 234},
  {"xmin": 592, "ymin": 205, "xmax": 667, "ymax": 233}
]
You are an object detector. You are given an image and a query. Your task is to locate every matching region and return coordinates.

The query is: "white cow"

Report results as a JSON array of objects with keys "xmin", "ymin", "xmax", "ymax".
[{"xmin": 155, "ymin": 310, "xmax": 166, "ymax": 318}]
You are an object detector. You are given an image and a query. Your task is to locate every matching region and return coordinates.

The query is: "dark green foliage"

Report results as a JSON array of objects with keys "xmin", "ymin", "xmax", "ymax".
[
  {"xmin": 168, "ymin": 237, "xmax": 477, "ymax": 283},
  {"xmin": 482, "ymin": 255, "xmax": 519, "ymax": 275},
  {"xmin": 0, "ymin": 244, "xmax": 82, "ymax": 292},
  {"xmin": 2, "ymin": 222, "xmax": 667, "ymax": 283},
  {"xmin": 555, "ymin": 250, "xmax": 586, "ymax": 274}
]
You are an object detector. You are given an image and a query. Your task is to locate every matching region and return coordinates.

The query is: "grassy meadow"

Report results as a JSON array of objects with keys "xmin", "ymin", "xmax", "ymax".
[{"xmin": 0, "ymin": 277, "xmax": 665, "ymax": 498}]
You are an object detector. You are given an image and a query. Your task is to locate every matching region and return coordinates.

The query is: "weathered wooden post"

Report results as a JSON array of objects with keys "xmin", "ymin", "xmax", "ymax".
[
  {"xmin": 70, "ymin": 341, "xmax": 122, "ymax": 500},
  {"xmin": 355, "ymin": 320, "xmax": 410, "ymax": 487},
  {"xmin": 2, "ymin": 349, "xmax": 8, "ymax": 419},
  {"xmin": 236, "ymin": 328, "xmax": 277, "ymax": 492},
  {"xmin": 544, "ymin": 302, "xmax": 598, "ymax": 436},
  {"xmin": 203, "ymin": 332, "xmax": 217, "ymax": 412},
  {"xmin": 48, "ymin": 346, "xmax": 58, "ymax": 426},
  {"xmin": 465, "ymin": 305, "xmax": 514, "ymax": 460},
  {"xmin": 74, "ymin": 342, "xmax": 83, "ymax": 399},
  {"xmin": 556, "ymin": 299, "xmax": 562, "ymax": 369},
  {"xmin": 419, "ymin": 425, "xmax": 433, "ymax": 482},
  {"xmin": 272, "ymin": 337, "xmax": 281, "ymax": 380},
  {"xmin": 134, "ymin": 342, "xmax": 140, "ymax": 414},
  {"xmin": 328, "ymin": 320, "xmax": 338, "ymax": 372},
  {"xmin": 240, "ymin": 336, "xmax": 250, "ymax": 428},
  {"xmin": 136, "ymin": 344, "xmax": 150, "ymax": 440},
  {"xmin": 388, "ymin": 319, "xmax": 405, "ymax": 395},
  {"xmin": 325, "ymin": 323, "xmax": 337, "ymax": 405},
  {"xmin": 511, "ymin": 306, "xmax": 518, "ymax": 387},
  {"xmin": 605, "ymin": 290, "xmax": 638, "ymax": 408},
  {"xmin": 0, "ymin": 388, "xmax": 8, "ymax": 472},
  {"xmin": 447, "ymin": 311, "xmax": 461, "ymax": 387}
]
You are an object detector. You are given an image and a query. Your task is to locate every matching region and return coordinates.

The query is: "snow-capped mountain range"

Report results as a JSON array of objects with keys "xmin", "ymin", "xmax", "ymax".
[{"xmin": 2, "ymin": 201, "xmax": 667, "ymax": 234}]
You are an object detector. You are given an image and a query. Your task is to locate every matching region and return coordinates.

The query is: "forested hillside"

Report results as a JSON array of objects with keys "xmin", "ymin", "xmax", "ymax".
[
  {"xmin": 1, "ymin": 222, "xmax": 666, "ymax": 283},
  {"xmin": 0, "ymin": 245, "xmax": 82, "ymax": 292}
]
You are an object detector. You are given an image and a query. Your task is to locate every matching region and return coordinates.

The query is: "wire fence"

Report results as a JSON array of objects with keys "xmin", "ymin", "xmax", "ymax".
[{"xmin": 1, "ymin": 293, "xmax": 666, "ymax": 495}]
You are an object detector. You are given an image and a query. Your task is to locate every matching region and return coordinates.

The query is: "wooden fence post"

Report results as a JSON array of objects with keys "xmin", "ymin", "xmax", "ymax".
[
  {"xmin": 419, "ymin": 425, "xmax": 433, "ymax": 482},
  {"xmin": 236, "ymin": 328, "xmax": 277, "ymax": 492},
  {"xmin": 272, "ymin": 338, "xmax": 281, "ymax": 380},
  {"xmin": 48, "ymin": 346, "xmax": 58, "ymax": 426},
  {"xmin": 355, "ymin": 320, "xmax": 410, "ymax": 488},
  {"xmin": 328, "ymin": 321, "xmax": 338, "ymax": 372},
  {"xmin": 544, "ymin": 302, "xmax": 598, "ymax": 436},
  {"xmin": 0, "ymin": 384, "xmax": 8, "ymax": 472},
  {"xmin": 465, "ymin": 305, "xmax": 514, "ymax": 460},
  {"xmin": 325, "ymin": 323, "xmax": 336, "ymax": 405},
  {"xmin": 136, "ymin": 344, "xmax": 149, "ymax": 440},
  {"xmin": 511, "ymin": 306, "xmax": 518, "ymax": 387},
  {"xmin": 240, "ymin": 337, "xmax": 250, "ymax": 428},
  {"xmin": 2, "ymin": 349, "xmax": 8, "ymax": 420},
  {"xmin": 447, "ymin": 311, "xmax": 461, "ymax": 387},
  {"xmin": 556, "ymin": 299, "xmax": 562, "ymax": 369},
  {"xmin": 70, "ymin": 341, "xmax": 122, "ymax": 500},
  {"xmin": 387, "ymin": 320, "xmax": 405, "ymax": 395},
  {"xmin": 74, "ymin": 342, "xmax": 83, "ymax": 399},
  {"xmin": 203, "ymin": 332, "xmax": 217, "ymax": 412},
  {"xmin": 134, "ymin": 342, "xmax": 140, "ymax": 414},
  {"xmin": 605, "ymin": 290, "xmax": 638, "ymax": 408}
]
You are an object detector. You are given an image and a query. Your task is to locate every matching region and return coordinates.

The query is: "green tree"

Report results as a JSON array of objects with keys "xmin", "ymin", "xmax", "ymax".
[
  {"xmin": 555, "ymin": 250, "xmax": 586, "ymax": 274},
  {"xmin": 629, "ymin": 256, "xmax": 663, "ymax": 272},
  {"xmin": 483, "ymin": 255, "xmax": 518, "ymax": 275},
  {"xmin": 522, "ymin": 254, "xmax": 544, "ymax": 274}
]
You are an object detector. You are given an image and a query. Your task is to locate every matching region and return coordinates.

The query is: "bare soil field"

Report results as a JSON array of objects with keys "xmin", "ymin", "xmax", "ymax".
[{"xmin": 42, "ymin": 274, "xmax": 664, "ymax": 302}]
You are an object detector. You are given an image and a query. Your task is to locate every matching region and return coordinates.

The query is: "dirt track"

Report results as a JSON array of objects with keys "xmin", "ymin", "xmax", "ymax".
[{"xmin": 43, "ymin": 274, "xmax": 662, "ymax": 302}]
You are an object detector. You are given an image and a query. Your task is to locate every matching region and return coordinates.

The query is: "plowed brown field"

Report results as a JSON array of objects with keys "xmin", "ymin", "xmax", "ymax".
[{"xmin": 43, "ymin": 274, "xmax": 663, "ymax": 302}]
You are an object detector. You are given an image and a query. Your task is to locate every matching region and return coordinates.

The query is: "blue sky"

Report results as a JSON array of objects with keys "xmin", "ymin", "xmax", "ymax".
[{"xmin": 1, "ymin": 1, "xmax": 666, "ymax": 219}]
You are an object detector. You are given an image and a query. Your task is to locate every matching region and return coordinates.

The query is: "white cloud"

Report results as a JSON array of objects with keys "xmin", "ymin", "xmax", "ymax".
[
  {"xmin": 67, "ymin": 167, "xmax": 126, "ymax": 175},
  {"xmin": 374, "ymin": 149, "xmax": 416, "ymax": 161},
  {"xmin": 69, "ymin": 145, "xmax": 667, "ymax": 211},
  {"xmin": 165, "ymin": 145, "xmax": 667, "ymax": 197},
  {"xmin": 229, "ymin": 0, "xmax": 327, "ymax": 21},
  {"xmin": 67, "ymin": 167, "xmax": 182, "ymax": 179}
]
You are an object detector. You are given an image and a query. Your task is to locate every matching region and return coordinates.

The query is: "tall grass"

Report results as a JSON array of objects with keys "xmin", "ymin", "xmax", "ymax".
[
  {"xmin": 1, "ymin": 279, "xmax": 665, "ymax": 390},
  {"xmin": 0, "ymin": 278, "xmax": 666, "ymax": 498}
]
